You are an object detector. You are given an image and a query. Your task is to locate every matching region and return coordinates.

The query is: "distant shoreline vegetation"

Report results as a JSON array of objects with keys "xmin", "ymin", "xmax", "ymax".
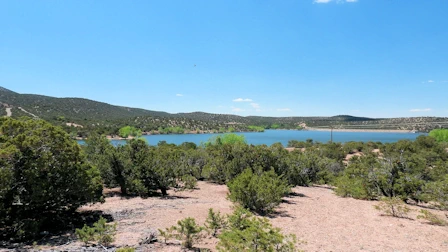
[
  {"xmin": 89, "ymin": 125, "xmax": 416, "ymax": 141},
  {"xmin": 75, "ymin": 130, "xmax": 426, "ymax": 146},
  {"xmin": 89, "ymin": 125, "xmax": 283, "ymax": 140}
]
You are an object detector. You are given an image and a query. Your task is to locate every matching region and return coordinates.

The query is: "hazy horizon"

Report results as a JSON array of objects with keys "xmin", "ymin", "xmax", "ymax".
[{"xmin": 1, "ymin": 0, "xmax": 447, "ymax": 118}]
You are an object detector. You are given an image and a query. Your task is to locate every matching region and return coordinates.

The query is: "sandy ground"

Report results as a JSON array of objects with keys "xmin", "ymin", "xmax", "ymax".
[
  {"xmin": 299, "ymin": 123, "xmax": 415, "ymax": 133},
  {"xmin": 65, "ymin": 122, "xmax": 84, "ymax": 128},
  {"xmin": 13, "ymin": 182, "xmax": 448, "ymax": 251},
  {"xmin": 305, "ymin": 127, "xmax": 413, "ymax": 133},
  {"xmin": 5, "ymin": 108, "xmax": 11, "ymax": 117},
  {"xmin": 79, "ymin": 183, "xmax": 234, "ymax": 251},
  {"xmin": 285, "ymin": 147, "xmax": 306, "ymax": 152},
  {"xmin": 275, "ymin": 186, "xmax": 448, "ymax": 252}
]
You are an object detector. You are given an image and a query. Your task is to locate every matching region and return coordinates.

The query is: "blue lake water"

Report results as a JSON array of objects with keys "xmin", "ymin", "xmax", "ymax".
[{"xmin": 78, "ymin": 130, "xmax": 426, "ymax": 146}]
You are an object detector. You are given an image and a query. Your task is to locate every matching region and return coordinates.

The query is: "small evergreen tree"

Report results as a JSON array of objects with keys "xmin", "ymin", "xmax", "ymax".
[
  {"xmin": 172, "ymin": 217, "xmax": 203, "ymax": 249},
  {"xmin": 158, "ymin": 226, "xmax": 175, "ymax": 244},
  {"xmin": 218, "ymin": 207, "xmax": 298, "ymax": 252},
  {"xmin": 374, "ymin": 197, "xmax": 411, "ymax": 218},
  {"xmin": 227, "ymin": 169, "xmax": 290, "ymax": 214},
  {"xmin": 205, "ymin": 208, "xmax": 226, "ymax": 237},
  {"xmin": 417, "ymin": 210, "xmax": 447, "ymax": 226},
  {"xmin": 76, "ymin": 217, "xmax": 117, "ymax": 247}
]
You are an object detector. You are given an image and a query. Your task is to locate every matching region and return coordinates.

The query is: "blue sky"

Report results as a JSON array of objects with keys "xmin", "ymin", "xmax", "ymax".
[{"xmin": 1, "ymin": 0, "xmax": 447, "ymax": 118}]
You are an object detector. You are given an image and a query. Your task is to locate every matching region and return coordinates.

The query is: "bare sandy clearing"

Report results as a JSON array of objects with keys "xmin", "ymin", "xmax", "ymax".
[
  {"xmin": 18, "ymin": 182, "xmax": 448, "ymax": 251},
  {"xmin": 274, "ymin": 186, "xmax": 448, "ymax": 252},
  {"xmin": 306, "ymin": 127, "xmax": 412, "ymax": 133},
  {"xmin": 93, "ymin": 182, "xmax": 448, "ymax": 251},
  {"xmin": 65, "ymin": 122, "xmax": 84, "ymax": 128},
  {"xmin": 5, "ymin": 108, "xmax": 11, "ymax": 117},
  {"xmin": 285, "ymin": 147, "xmax": 306, "ymax": 152},
  {"xmin": 344, "ymin": 151, "xmax": 365, "ymax": 164},
  {"xmin": 80, "ymin": 182, "xmax": 233, "ymax": 250}
]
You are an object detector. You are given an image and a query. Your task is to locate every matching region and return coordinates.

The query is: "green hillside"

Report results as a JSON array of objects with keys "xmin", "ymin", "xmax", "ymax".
[
  {"xmin": 1, "ymin": 86, "xmax": 448, "ymax": 137},
  {"xmin": 0, "ymin": 87, "xmax": 170, "ymax": 122}
]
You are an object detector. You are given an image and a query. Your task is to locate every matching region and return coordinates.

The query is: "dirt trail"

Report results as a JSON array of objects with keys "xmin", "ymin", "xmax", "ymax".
[{"xmin": 18, "ymin": 107, "xmax": 37, "ymax": 118}]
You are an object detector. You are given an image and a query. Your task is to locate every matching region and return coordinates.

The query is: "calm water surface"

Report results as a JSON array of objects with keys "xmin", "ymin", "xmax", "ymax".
[{"xmin": 79, "ymin": 130, "xmax": 425, "ymax": 146}]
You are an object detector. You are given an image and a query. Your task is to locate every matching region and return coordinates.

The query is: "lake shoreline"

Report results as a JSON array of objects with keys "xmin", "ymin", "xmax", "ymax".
[
  {"xmin": 75, "ymin": 130, "xmax": 266, "ymax": 140},
  {"xmin": 77, "ymin": 129, "xmax": 425, "ymax": 145},
  {"xmin": 304, "ymin": 127, "xmax": 417, "ymax": 133},
  {"xmin": 75, "ymin": 128, "xmax": 420, "ymax": 141}
]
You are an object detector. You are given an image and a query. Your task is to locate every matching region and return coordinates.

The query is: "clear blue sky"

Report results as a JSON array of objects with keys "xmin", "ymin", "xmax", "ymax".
[{"xmin": 1, "ymin": 0, "xmax": 447, "ymax": 118}]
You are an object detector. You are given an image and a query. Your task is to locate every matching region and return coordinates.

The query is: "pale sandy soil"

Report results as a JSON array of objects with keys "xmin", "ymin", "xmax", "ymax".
[
  {"xmin": 5, "ymin": 108, "xmax": 11, "ymax": 117},
  {"xmin": 305, "ymin": 127, "xmax": 412, "ymax": 133},
  {"xmin": 106, "ymin": 135, "xmax": 135, "ymax": 140},
  {"xmin": 343, "ymin": 151, "xmax": 365, "ymax": 164},
  {"xmin": 80, "ymin": 183, "xmax": 233, "ymax": 251},
  {"xmin": 65, "ymin": 122, "xmax": 84, "ymax": 128},
  {"xmin": 285, "ymin": 147, "xmax": 306, "ymax": 152},
  {"xmin": 275, "ymin": 186, "xmax": 448, "ymax": 252},
  {"xmin": 300, "ymin": 123, "xmax": 414, "ymax": 133},
  {"xmin": 17, "ymin": 107, "xmax": 38, "ymax": 118},
  {"xmin": 13, "ymin": 182, "xmax": 448, "ymax": 252}
]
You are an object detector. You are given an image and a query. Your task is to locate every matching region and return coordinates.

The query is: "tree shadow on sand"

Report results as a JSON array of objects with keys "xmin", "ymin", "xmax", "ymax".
[
  {"xmin": 1, "ymin": 211, "xmax": 114, "ymax": 249},
  {"xmin": 289, "ymin": 191, "xmax": 307, "ymax": 198},
  {"xmin": 103, "ymin": 187, "xmax": 196, "ymax": 200},
  {"xmin": 161, "ymin": 194, "xmax": 196, "ymax": 200},
  {"xmin": 266, "ymin": 209, "xmax": 294, "ymax": 219}
]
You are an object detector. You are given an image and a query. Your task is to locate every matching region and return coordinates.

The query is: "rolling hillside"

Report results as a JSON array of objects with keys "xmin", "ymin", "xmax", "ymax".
[
  {"xmin": 1, "ymin": 86, "xmax": 447, "ymax": 136},
  {"xmin": 0, "ymin": 87, "xmax": 170, "ymax": 121}
]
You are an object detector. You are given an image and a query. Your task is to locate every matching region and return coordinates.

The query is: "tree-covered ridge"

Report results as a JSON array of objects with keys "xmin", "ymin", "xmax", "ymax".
[
  {"xmin": 1, "ymin": 86, "xmax": 448, "ymax": 137},
  {"xmin": 0, "ymin": 87, "xmax": 170, "ymax": 121},
  {"xmin": 308, "ymin": 116, "xmax": 448, "ymax": 132}
]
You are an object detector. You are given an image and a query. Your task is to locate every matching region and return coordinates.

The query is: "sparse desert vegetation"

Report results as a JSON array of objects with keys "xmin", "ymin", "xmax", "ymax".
[{"xmin": 2, "ymin": 117, "xmax": 448, "ymax": 251}]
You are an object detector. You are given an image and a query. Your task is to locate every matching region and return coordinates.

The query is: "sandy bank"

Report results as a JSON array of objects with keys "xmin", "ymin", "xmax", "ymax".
[{"xmin": 305, "ymin": 127, "xmax": 415, "ymax": 133}]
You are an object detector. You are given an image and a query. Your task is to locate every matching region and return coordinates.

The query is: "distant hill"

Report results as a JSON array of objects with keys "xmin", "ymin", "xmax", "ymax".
[
  {"xmin": 1, "ymin": 86, "xmax": 447, "ymax": 135},
  {"xmin": 0, "ymin": 86, "xmax": 171, "ymax": 121}
]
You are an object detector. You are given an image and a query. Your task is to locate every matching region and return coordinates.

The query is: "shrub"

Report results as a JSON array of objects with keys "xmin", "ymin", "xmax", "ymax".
[
  {"xmin": 374, "ymin": 197, "xmax": 411, "ymax": 218},
  {"xmin": 247, "ymin": 125, "xmax": 265, "ymax": 132},
  {"xmin": 218, "ymin": 207, "xmax": 298, "ymax": 252},
  {"xmin": 118, "ymin": 126, "xmax": 142, "ymax": 138},
  {"xmin": 76, "ymin": 224, "xmax": 96, "ymax": 245},
  {"xmin": 207, "ymin": 133, "xmax": 246, "ymax": 146},
  {"xmin": 0, "ymin": 118, "xmax": 103, "ymax": 239},
  {"xmin": 417, "ymin": 210, "xmax": 447, "ymax": 226},
  {"xmin": 429, "ymin": 129, "xmax": 448, "ymax": 142},
  {"xmin": 335, "ymin": 176, "xmax": 372, "ymax": 200},
  {"xmin": 421, "ymin": 176, "xmax": 448, "ymax": 210},
  {"xmin": 158, "ymin": 226, "xmax": 175, "ymax": 244},
  {"xmin": 75, "ymin": 217, "xmax": 117, "ymax": 246},
  {"xmin": 205, "ymin": 208, "xmax": 227, "ymax": 237},
  {"xmin": 180, "ymin": 175, "xmax": 198, "ymax": 190},
  {"xmin": 172, "ymin": 217, "xmax": 203, "ymax": 249},
  {"xmin": 228, "ymin": 169, "xmax": 291, "ymax": 214}
]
